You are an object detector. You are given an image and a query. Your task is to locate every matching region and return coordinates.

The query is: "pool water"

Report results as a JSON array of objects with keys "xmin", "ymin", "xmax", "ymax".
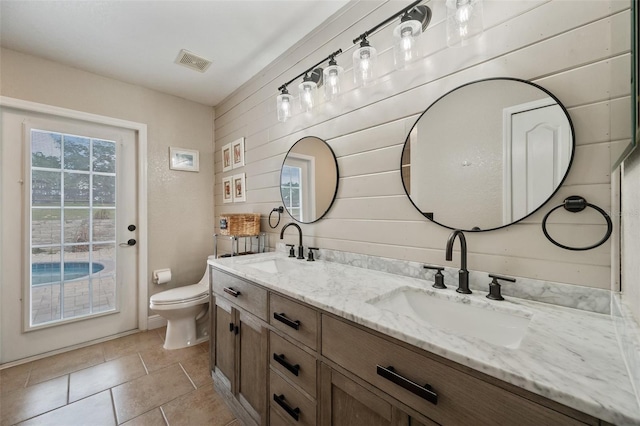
[{"xmin": 32, "ymin": 262, "xmax": 105, "ymax": 285}]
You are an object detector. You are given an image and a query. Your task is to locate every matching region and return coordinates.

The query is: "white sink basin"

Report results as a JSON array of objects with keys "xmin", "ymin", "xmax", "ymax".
[
  {"xmin": 242, "ymin": 258, "xmax": 307, "ymax": 274},
  {"xmin": 368, "ymin": 287, "xmax": 531, "ymax": 349}
]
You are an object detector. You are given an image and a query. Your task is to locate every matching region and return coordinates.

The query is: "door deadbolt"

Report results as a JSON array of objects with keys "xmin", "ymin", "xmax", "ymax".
[{"xmin": 128, "ymin": 224, "xmax": 136, "ymax": 231}]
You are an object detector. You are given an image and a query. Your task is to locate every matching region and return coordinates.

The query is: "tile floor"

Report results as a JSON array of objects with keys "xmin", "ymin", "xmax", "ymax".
[{"xmin": 0, "ymin": 328, "xmax": 238, "ymax": 426}]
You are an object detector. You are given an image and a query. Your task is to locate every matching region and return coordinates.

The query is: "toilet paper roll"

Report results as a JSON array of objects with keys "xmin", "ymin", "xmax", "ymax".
[{"xmin": 154, "ymin": 269, "xmax": 172, "ymax": 285}]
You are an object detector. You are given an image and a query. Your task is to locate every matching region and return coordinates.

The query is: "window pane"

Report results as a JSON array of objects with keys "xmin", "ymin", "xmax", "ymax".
[
  {"xmin": 33, "ymin": 209, "xmax": 61, "ymax": 246},
  {"xmin": 93, "ymin": 209, "xmax": 115, "ymax": 242},
  {"xmin": 64, "ymin": 135, "xmax": 90, "ymax": 171},
  {"xmin": 291, "ymin": 188, "xmax": 300, "ymax": 207},
  {"xmin": 31, "ymin": 247, "xmax": 62, "ymax": 325},
  {"xmin": 64, "ymin": 209, "xmax": 90, "ymax": 244},
  {"xmin": 92, "ymin": 243, "xmax": 115, "ymax": 313},
  {"xmin": 281, "ymin": 187, "xmax": 291, "ymax": 207},
  {"xmin": 32, "ymin": 170, "xmax": 61, "ymax": 206},
  {"xmin": 63, "ymin": 246, "xmax": 91, "ymax": 318},
  {"xmin": 64, "ymin": 172, "xmax": 90, "ymax": 206},
  {"xmin": 93, "ymin": 140, "xmax": 116, "ymax": 173},
  {"xmin": 93, "ymin": 175, "xmax": 116, "ymax": 206},
  {"xmin": 281, "ymin": 167, "xmax": 291, "ymax": 185},
  {"xmin": 32, "ymin": 131, "xmax": 61, "ymax": 169}
]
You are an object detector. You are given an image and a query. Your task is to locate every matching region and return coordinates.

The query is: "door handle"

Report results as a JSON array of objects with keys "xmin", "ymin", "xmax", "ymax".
[{"xmin": 119, "ymin": 239, "xmax": 137, "ymax": 247}]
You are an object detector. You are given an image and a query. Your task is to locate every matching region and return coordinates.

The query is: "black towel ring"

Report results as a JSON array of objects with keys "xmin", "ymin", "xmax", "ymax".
[
  {"xmin": 541, "ymin": 196, "xmax": 612, "ymax": 251},
  {"xmin": 269, "ymin": 206, "xmax": 284, "ymax": 229}
]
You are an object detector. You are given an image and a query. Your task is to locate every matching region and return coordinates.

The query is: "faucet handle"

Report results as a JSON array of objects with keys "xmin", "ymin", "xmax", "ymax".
[
  {"xmin": 487, "ymin": 274, "xmax": 516, "ymax": 301},
  {"xmin": 285, "ymin": 244, "xmax": 295, "ymax": 258},
  {"xmin": 307, "ymin": 247, "xmax": 319, "ymax": 262},
  {"xmin": 423, "ymin": 265, "xmax": 446, "ymax": 289}
]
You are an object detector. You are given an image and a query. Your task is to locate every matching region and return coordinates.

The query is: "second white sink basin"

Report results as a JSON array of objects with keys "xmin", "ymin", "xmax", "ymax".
[
  {"xmin": 242, "ymin": 257, "xmax": 307, "ymax": 274},
  {"xmin": 368, "ymin": 287, "xmax": 531, "ymax": 349}
]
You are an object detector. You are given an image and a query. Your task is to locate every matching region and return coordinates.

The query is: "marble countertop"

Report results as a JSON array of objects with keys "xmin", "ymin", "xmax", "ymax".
[{"xmin": 208, "ymin": 252, "xmax": 640, "ymax": 425}]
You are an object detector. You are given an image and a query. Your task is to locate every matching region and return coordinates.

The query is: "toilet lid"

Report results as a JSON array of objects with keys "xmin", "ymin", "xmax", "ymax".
[{"xmin": 150, "ymin": 283, "xmax": 208, "ymax": 305}]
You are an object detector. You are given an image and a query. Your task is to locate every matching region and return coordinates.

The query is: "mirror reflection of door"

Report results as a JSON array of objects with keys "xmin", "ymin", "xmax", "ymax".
[{"xmin": 505, "ymin": 100, "xmax": 572, "ymax": 222}]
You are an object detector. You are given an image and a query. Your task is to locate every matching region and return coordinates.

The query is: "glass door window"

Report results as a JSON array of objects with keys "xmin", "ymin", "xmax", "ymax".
[
  {"xmin": 30, "ymin": 129, "xmax": 117, "ymax": 327},
  {"xmin": 281, "ymin": 165, "xmax": 303, "ymax": 221}
]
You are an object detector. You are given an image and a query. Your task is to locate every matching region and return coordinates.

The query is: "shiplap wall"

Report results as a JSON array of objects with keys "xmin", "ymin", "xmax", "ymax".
[{"xmin": 214, "ymin": 0, "xmax": 631, "ymax": 289}]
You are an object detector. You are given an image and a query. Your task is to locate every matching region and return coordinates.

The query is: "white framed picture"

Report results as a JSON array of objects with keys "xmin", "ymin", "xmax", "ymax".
[
  {"xmin": 231, "ymin": 137, "xmax": 245, "ymax": 169},
  {"xmin": 233, "ymin": 173, "xmax": 246, "ymax": 202},
  {"xmin": 169, "ymin": 147, "xmax": 199, "ymax": 172},
  {"xmin": 222, "ymin": 143, "xmax": 233, "ymax": 172},
  {"xmin": 222, "ymin": 176, "xmax": 233, "ymax": 204}
]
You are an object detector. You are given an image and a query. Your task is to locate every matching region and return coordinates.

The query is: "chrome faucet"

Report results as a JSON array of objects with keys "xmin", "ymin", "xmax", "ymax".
[
  {"xmin": 445, "ymin": 230, "xmax": 471, "ymax": 294},
  {"xmin": 280, "ymin": 222, "xmax": 305, "ymax": 259}
]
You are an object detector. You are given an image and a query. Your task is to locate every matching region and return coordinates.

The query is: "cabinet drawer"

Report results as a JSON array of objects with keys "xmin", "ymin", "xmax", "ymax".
[
  {"xmin": 270, "ymin": 331, "xmax": 317, "ymax": 398},
  {"xmin": 212, "ymin": 268, "xmax": 267, "ymax": 321},
  {"xmin": 322, "ymin": 315, "xmax": 585, "ymax": 426},
  {"xmin": 270, "ymin": 293, "xmax": 318, "ymax": 350},
  {"xmin": 270, "ymin": 370, "xmax": 316, "ymax": 426}
]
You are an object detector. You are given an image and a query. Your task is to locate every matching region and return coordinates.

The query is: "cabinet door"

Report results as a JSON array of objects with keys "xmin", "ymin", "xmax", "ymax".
[
  {"xmin": 213, "ymin": 296, "xmax": 235, "ymax": 391},
  {"xmin": 320, "ymin": 363, "xmax": 414, "ymax": 426},
  {"xmin": 238, "ymin": 309, "xmax": 268, "ymax": 426}
]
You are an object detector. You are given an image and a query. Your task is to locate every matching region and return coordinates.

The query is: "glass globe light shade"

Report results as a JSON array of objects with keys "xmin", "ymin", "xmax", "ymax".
[
  {"xmin": 276, "ymin": 91, "xmax": 293, "ymax": 122},
  {"xmin": 393, "ymin": 19, "xmax": 422, "ymax": 70},
  {"xmin": 323, "ymin": 64, "xmax": 343, "ymax": 101},
  {"xmin": 353, "ymin": 42, "xmax": 377, "ymax": 87}
]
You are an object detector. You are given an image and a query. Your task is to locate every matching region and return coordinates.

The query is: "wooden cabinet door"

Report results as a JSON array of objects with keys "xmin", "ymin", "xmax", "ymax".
[
  {"xmin": 238, "ymin": 309, "xmax": 268, "ymax": 426},
  {"xmin": 320, "ymin": 363, "xmax": 413, "ymax": 426},
  {"xmin": 213, "ymin": 297, "xmax": 235, "ymax": 391}
]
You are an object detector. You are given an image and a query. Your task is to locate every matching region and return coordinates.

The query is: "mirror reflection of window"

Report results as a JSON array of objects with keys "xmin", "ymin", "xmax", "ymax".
[{"xmin": 281, "ymin": 165, "xmax": 303, "ymax": 222}]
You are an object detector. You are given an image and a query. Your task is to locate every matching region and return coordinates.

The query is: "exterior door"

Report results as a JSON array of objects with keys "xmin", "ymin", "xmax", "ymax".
[{"xmin": 1, "ymin": 108, "xmax": 139, "ymax": 363}]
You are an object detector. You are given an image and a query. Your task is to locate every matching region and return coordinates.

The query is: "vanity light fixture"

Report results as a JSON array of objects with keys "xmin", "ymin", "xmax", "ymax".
[
  {"xmin": 276, "ymin": 49, "xmax": 342, "ymax": 122},
  {"xmin": 393, "ymin": 5, "xmax": 432, "ymax": 70},
  {"xmin": 276, "ymin": 87, "xmax": 293, "ymax": 122},
  {"xmin": 446, "ymin": 0, "xmax": 484, "ymax": 47},
  {"xmin": 323, "ymin": 55, "xmax": 343, "ymax": 101},
  {"xmin": 353, "ymin": 37, "xmax": 377, "ymax": 87}
]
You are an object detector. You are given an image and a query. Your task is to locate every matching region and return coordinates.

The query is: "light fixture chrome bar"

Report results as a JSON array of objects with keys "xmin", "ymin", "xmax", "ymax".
[
  {"xmin": 352, "ymin": 0, "xmax": 423, "ymax": 45},
  {"xmin": 278, "ymin": 49, "xmax": 343, "ymax": 92}
]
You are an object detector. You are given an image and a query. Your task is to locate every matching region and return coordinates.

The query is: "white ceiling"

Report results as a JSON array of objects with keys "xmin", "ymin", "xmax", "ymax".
[{"xmin": 0, "ymin": 0, "xmax": 350, "ymax": 107}]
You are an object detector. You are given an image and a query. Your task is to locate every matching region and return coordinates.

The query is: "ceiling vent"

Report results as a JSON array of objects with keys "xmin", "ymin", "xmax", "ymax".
[{"xmin": 175, "ymin": 49, "xmax": 212, "ymax": 73}]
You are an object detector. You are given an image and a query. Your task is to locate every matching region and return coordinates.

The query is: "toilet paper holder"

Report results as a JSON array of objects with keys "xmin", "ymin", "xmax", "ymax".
[{"xmin": 153, "ymin": 269, "xmax": 172, "ymax": 285}]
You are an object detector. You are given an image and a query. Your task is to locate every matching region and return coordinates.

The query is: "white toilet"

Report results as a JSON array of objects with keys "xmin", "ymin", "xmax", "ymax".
[{"xmin": 150, "ymin": 267, "xmax": 210, "ymax": 350}]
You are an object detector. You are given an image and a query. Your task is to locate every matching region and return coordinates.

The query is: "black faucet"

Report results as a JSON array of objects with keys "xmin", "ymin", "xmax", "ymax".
[
  {"xmin": 445, "ymin": 230, "xmax": 471, "ymax": 294},
  {"xmin": 280, "ymin": 223, "xmax": 305, "ymax": 259}
]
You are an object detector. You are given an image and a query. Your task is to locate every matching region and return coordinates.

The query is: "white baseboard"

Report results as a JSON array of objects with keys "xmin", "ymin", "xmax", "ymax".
[{"xmin": 147, "ymin": 314, "xmax": 167, "ymax": 330}]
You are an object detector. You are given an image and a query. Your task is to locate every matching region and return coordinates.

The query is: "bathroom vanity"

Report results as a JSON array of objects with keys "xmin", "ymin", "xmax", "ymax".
[{"xmin": 208, "ymin": 252, "xmax": 639, "ymax": 426}]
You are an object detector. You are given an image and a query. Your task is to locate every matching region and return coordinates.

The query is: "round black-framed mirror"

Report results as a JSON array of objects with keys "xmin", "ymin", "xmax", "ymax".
[
  {"xmin": 280, "ymin": 136, "xmax": 339, "ymax": 224},
  {"xmin": 401, "ymin": 77, "xmax": 575, "ymax": 232}
]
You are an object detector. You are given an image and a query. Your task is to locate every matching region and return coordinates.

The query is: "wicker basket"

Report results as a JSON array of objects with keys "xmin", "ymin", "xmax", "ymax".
[{"xmin": 219, "ymin": 213, "xmax": 261, "ymax": 236}]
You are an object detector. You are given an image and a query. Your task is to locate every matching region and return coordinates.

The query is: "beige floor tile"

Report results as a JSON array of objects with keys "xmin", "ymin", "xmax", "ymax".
[
  {"xmin": 102, "ymin": 330, "xmax": 164, "ymax": 361},
  {"xmin": 224, "ymin": 421, "xmax": 240, "ymax": 426},
  {"xmin": 121, "ymin": 408, "xmax": 167, "ymax": 426},
  {"xmin": 139, "ymin": 345, "xmax": 203, "ymax": 373},
  {"xmin": 69, "ymin": 353, "xmax": 147, "ymax": 402},
  {"xmin": 28, "ymin": 345, "xmax": 105, "ymax": 385},
  {"xmin": 112, "ymin": 363, "xmax": 194, "ymax": 424},
  {"xmin": 0, "ymin": 362, "xmax": 32, "ymax": 395},
  {"xmin": 0, "ymin": 376, "xmax": 68, "ymax": 426},
  {"xmin": 161, "ymin": 383, "xmax": 235, "ymax": 426},
  {"xmin": 179, "ymin": 351, "xmax": 212, "ymax": 389},
  {"xmin": 18, "ymin": 390, "xmax": 116, "ymax": 426}
]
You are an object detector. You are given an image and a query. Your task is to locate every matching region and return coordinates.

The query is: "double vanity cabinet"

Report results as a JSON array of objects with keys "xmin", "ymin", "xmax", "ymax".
[{"xmin": 209, "ymin": 260, "xmax": 611, "ymax": 426}]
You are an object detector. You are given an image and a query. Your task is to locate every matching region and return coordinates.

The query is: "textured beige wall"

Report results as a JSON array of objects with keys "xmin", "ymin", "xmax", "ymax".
[
  {"xmin": 214, "ymin": 0, "xmax": 631, "ymax": 289},
  {"xmin": 0, "ymin": 47, "xmax": 215, "ymax": 314}
]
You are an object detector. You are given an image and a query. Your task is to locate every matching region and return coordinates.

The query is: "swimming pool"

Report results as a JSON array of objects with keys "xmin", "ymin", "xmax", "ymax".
[{"xmin": 32, "ymin": 262, "xmax": 105, "ymax": 285}]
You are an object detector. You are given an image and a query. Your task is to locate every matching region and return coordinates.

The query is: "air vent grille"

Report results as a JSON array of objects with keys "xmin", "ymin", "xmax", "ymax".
[{"xmin": 175, "ymin": 49, "xmax": 212, "ymax": 73}]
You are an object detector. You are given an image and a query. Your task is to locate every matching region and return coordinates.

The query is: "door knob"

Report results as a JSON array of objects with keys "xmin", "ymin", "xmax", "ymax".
[{"xmin": 119, "ymin": 239, "xmax": 136, "ymax": 247}]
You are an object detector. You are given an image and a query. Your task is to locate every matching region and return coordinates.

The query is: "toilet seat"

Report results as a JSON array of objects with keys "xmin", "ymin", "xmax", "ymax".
[{"xmin": 150, "ymin": 282, "xmax": 208, "ymax": 306}]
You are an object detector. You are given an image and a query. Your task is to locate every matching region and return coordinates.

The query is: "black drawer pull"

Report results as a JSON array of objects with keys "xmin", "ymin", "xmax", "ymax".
[
  {"xmin": 273, "ymin": 393, "xmax": 300, "ymax": 421},
  {"xmin": 229, "ymin": 322, "xmax": 234, "ymax": 332},
  {"xmin": 223, "ymin": 287, "xmax": 240, "ymax": 297},
  {"xmin": 273, "ymin": 312, "xmax": 300, "ymax": 330},
  {"xmin": 273, "ymin": 353, "xmax": 300, "ymax": 376},
  {"xmin": 376, "ymin": 365, "xmax": 438, "ymax": 405}
]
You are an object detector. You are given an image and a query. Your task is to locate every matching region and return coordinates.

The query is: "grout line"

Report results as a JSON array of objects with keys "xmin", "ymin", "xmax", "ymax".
[
  {"xmin": 109, "ymin": 388, "xmax": 119, "ymax": 425},
  {"xmin": 160, "ymin": 406, "xmax": 170, "ymax": 426},
  {"xmin": 67, "ymin": 374, "xmax": 71, "ymax": 404},
  {"xmin": 179, "ymin": 363, "xmax": 197, "ymax": 390},
  {"xmin": 138, "ymin": 353, "xmax": 149, "ymax": 375}
]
